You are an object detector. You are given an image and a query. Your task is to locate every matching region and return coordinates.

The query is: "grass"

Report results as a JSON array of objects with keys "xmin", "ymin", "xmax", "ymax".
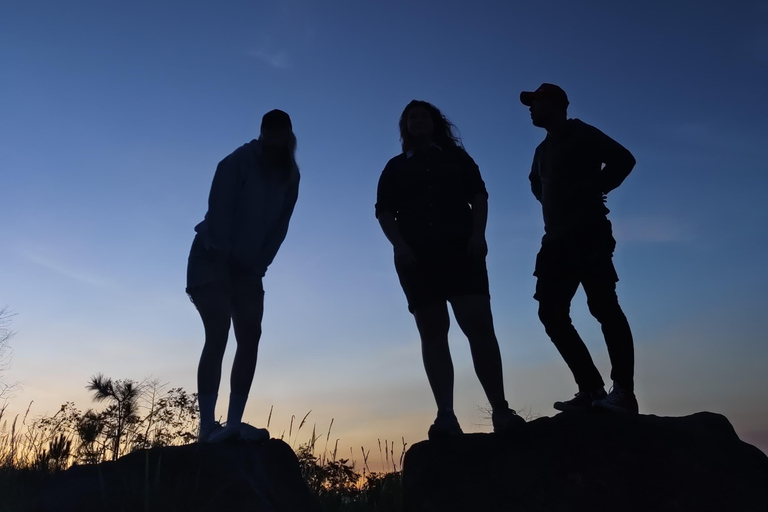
[{"xmin": 0, "ymin": 397, "xmax": 404, "ymax": 512}]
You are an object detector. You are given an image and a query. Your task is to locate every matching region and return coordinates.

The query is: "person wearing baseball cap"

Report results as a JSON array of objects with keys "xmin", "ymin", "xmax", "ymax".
[
  {"xmin": 187, "ymin": 109, "xmax": 300, "ymax": 442},
  {"xmin": 520, "ymin": 83, "xmax": 639, "ymax": 414}
]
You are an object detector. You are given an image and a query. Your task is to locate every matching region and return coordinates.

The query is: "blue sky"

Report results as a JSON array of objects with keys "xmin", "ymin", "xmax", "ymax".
[{"xmin": 2, "ymin": 0, "xmax": 768, "ymax": 462}]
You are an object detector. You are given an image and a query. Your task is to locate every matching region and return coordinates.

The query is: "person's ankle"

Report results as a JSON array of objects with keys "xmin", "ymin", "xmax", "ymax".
[
  {"xmin": 227, "ymin": 393, "xmax": 248, "ymax": 426},
  {"xmin": 491, "ymin": 399, "xmax": 509, "ymax": 412}
]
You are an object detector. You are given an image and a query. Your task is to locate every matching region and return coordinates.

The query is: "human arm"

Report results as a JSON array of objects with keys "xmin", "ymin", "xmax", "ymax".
[
  {"xmin": 468, "ymin": 192, "xmax": 489, "ymax": 260},
  {"xmin": 458, "ymin": 149, "xmax": 490, "ymax": 259},
  {"xmin": 376, "ymin": 161, "xmax": 416, "ymax": 265},
  {"xmin": 377, "ymin": 212, "xmax": 416, "ymax": 264},
  {"xmin": 589, "ymin": 126, "xmax": 636, "ymax": 194},
  {"xmin": 201, "ymin": 154, "xmax": 243, "ymax": 283},
  {"xmin": 529, "ymin": 149, "xmax": 542, "ymax": 202},
  {"xmin": 258, "ymin": 180, "xmax": 300, "ymax": 273}
]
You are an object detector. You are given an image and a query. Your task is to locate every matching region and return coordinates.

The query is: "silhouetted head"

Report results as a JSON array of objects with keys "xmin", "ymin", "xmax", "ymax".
[
  {"xmin": 399, "ymin": 100, "xmax": 462, "ymax": 153},
  {"xmin": 259, "ymin": 109, "xmax": 297, "ymax": 171},
  {"xmin": 520, "ymin": 84, "xmax": 569, "ymax": 129}
]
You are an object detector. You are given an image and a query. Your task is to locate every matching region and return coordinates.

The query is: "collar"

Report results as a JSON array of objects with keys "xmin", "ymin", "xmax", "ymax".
[{"xmin": 406, "ymin": 142, "xmax": 443, "ymax": 158}]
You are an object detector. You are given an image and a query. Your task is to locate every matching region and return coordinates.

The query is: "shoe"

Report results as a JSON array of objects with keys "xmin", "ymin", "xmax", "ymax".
[
  {"xmin": 592, "ymin": 384, "xmax": 639, "ymax": 414},
  {"xmin": 205, "ymin": 422, "xmax": 241, "ymax": 443},
  {"xmin": 428, "ymin": 410, "xmax": 463, "ymax": 440},
  {"xmin": 554, "ymin": 388, "xmax": 607, "ymax": 412},
  {"xmin": 239, "ymin": 423, "xmax": 270, "ymax": 441},
  {"xmin": 492, "ymin": 406, "xmax": 525, "ymax": 433},
  {"xmin": 198, "ymin": 421, "xmax": 224, "ymax": 443}
]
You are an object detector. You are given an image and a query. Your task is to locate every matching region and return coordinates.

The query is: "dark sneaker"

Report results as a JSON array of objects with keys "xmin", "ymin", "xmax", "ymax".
[
  {"xmin": 492, "ymin": 406, "xmax": 525, "ymax": 433},
  {"xmin": 592, "ymin": 385, "xmax": 639, "ymax": 414},
  {"xmin": 553, "ymin": 388, "xmax": 607, "ymax": 412},
  {"xmin": 428, "ymin": 411, "xmax": 463, "ymax": 440}
]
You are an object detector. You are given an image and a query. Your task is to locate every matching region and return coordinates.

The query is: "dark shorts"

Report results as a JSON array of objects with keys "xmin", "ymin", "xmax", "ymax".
[
  {"xmin": 186, "ymin": 235, "xmax": 263, "ymax": 300},
  {"xmin": 533, "ymin": 238, "xmax": 618, "ymax": 302},
  {"xmin": 395, "ymin": 244, "xmax": 490, "ymax": 313},
  {"xmin": 187, "ymin": 280, "xmax": 265, "ymax": 315}
]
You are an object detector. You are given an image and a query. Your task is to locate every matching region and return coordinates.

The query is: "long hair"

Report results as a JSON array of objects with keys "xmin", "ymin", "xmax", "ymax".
[
  {"xmin": 399, "ymin": 100, "xmax": 463, "ymax": 153},
  {"xmin": 259, "ymin": 131, "xmax": 299, "ymax": 174}
]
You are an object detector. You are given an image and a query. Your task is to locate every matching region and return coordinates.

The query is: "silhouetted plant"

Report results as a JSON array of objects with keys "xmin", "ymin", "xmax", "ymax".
[
  {"xmin": 2, "ymin": 397, "xmax": 405, "ymax": 511},
  {"xmin": 76, "ymin": 409, "xmax": 105, "ymax": 464},
  {"xmin": 33, "ymin": 434, "xmax": 71, "ymax": 472},
  {"xmin": 86, "ymin": 374, "xmax": 143, "ymax": 461},
  {"xmin": 0, "ymin": 306, "xmax": 19, "ymax": 404},
  {"xmin": 132, "ymin": 381, "xmax": 199, "ymax": 449}
]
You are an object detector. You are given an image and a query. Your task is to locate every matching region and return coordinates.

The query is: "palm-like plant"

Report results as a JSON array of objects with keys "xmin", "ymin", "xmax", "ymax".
[{"xmin": 86, "ymin": 374, "xmax": 142, "ymax": 460}]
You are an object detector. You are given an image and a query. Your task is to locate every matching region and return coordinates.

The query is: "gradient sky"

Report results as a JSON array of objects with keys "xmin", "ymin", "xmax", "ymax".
[{"xmin": 2, "ymin": 0, "xmax": 768, "ymax": 466}]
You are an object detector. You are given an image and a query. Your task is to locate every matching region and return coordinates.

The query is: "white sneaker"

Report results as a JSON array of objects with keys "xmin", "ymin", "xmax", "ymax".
[{"xmin": 239, "ymin": 423, "xmax": 270, "ymax": 441}]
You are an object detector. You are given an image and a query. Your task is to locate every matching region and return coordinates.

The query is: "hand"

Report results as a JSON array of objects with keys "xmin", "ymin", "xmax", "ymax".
[
  {"xmin": 394, "ymin": 243, "xmax": 417, "ymax": 268},
  {"xmin": 601, "ymin": 193, "xmax": 608, "ymax": 204},
  {"xmin": 468, "ymin": 233, "xmax": 488, "ymax": 261}
]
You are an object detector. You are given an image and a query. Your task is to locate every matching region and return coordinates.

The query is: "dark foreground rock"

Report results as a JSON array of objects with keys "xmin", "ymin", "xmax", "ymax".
[
  {"xmin": 36, "ymin": 438, "xmax": 321, "ymax": 512},
  {"xmin": 402, "ymin": 412, "xmax": 768, "ymax": 512}
]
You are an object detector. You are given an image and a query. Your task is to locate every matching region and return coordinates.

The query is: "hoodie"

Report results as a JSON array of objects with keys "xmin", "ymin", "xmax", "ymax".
[{"xmin": 189, "ymin": 139, "xmax": 299, "ymax": 289}]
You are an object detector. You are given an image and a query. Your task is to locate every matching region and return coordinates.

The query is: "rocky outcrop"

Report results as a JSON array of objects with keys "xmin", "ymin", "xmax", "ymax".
[
  {"xmin": 402, "ymin": 412, "xmax": 768, "ymax": 512},
  {"xmin": 37, "ymin": 439, "xmax": 320, "ymax": 512}
]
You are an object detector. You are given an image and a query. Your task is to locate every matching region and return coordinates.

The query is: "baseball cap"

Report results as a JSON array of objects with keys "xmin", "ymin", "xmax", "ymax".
[
  {"xmin": 261, "ymin": 109, "xmax": 292, "ymax": 132},
  {"xmin": 520, "ymin": 84, "xmax": 569, "ymax": 108}
]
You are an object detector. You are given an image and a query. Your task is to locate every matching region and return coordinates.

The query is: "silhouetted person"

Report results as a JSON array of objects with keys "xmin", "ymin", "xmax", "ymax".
[
  {"xmin": 521, "ymin": 84, "xmax": 638, "ymax": 414},
  {"xmin": 187, "ymin": 109, "xmax": 300, "ymax": 442},
  {"xmin": 376, "ymin": 100, "xmax": 524, "ymax": 439}
]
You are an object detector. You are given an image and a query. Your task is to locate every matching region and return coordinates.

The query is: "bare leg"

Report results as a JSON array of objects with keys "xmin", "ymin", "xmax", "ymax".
[
  {"xmin": 230, "ymin": 284, "xmax": 265, "ymax": 397},
  {"xmin": 450, "ymin": 294, "xmax": 506, "ymax": 409},
  {"xmin": 413, "ymin": 301, "xmax": 453, "ymax": 413},
  {"xmin": 193, "ymin": 285, "xmax": 232, "ymax": 396}
]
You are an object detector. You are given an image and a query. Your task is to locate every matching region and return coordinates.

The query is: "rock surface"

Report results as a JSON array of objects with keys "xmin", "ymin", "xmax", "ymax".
[
  {"xmin": 36, "ymin": 438, "xmax": 321, "ymax": 512},
  {"xmin": 402, "ymin": 411, "xmax": 768, "ymax": 512}
]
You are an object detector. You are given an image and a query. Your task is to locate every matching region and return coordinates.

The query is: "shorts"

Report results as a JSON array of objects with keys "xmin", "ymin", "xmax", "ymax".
[
  {"xmin": 533, "ymin": 237, "xmax": 618, "ymax": 302},
  {"xmin": 395, "ymin": 243, "xmax": 490, "ymax": 313},
  {"xmin": 186, "ymin": 235, "xmax": 264, "ymax": 299}
]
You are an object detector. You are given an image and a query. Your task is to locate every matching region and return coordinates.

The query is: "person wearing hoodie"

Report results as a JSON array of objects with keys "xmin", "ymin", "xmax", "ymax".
[
  {"xmin": 521, "ymin": 84, "xmax": 638, "ymax": 414},
  {"xmin": 187, "ymin": 109, "xmax": 300, "ymax": 442}
]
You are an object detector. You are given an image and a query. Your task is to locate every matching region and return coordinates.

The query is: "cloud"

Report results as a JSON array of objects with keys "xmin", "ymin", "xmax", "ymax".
[
  {"xmin": 250, "ymin": 48, "xmax": 292, "ymax": 69},
  {"xmin": 659, "ymin": 121, "xmax": 752, "ymax": 155},
  {"xmin": 612, "ymin": 214, "xmax": 694, "ymax": 244},
  {"xmin": 20, "ymin": 250, "xmax": 111, "ymax": 288}
]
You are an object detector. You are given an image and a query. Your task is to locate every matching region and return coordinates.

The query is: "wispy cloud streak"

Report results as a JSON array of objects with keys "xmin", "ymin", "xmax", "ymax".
[
  {"xmin": 250, "ymin": 48, "xmax": 291, "ymax": 69},
  {"xmin": 20, "ymin": 250, "xmax": 111, "ymax": 288},
  {"xmin": 612, "ymin": 215, "xmax": 694, "ymax": 244}
]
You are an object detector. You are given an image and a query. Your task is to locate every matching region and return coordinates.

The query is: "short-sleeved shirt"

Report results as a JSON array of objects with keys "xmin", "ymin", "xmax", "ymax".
[
  {"xmin": 529, "ymin": 119, "xmax": 631, "ymax": 244},
  {"xmin": 376, "ymin": 145, "xmax": 488, "ymax": 250}
]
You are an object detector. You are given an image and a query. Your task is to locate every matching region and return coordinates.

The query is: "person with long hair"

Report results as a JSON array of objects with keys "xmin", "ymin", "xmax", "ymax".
[
  {"xmin": 376, "ymin": 100, "xmax": 524, "ymax": 439},
  {"xmin": 187, "ymin": 109, "xmax": 300, "ymax": 442}
]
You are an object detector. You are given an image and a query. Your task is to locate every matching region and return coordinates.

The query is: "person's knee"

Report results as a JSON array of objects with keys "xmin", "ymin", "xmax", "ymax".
[
  {"xmin": 538, "ymin": 302, "xmax": 571, "ymax": 332},
  {"xmin": 587, "ymin": 296, "xmax": 622, "ymax": 322},
  {"xmin": 201, "ymin": 333, "xmax": 228, "ymax": 360},
  {"xmin": 451, "ymin": 296, "xmax": 494, "ymax": 338},
  {"xmin": 234, "ymin": 333, "xmax": 261, "ymax": 354},
  {"xmin": 414, "ymin": 305, "xmax": 450, "ymax": 341},
  {"xmin": 231, "ymin": 306, "xmax": 264, "ymax": 347}
]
